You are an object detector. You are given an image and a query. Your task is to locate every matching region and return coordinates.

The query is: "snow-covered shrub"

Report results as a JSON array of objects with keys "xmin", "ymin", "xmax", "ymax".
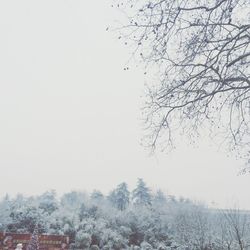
[
  {"xmin": 157, "ymin": 243, "xmax": 168, "ymax": 250},
  {"xmin": 141, "ymin": 241, "xmax": 153, "ymax": 250},
  {"xmin": 90, "ymin": 245, "xmax": 99, "ymax": 250},
  {"xmin": 75, "ymin": 230, "xmax": 91, "ymax": 249}
]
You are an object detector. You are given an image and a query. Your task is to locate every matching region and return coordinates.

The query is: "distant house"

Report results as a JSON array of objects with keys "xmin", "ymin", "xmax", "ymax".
[{"xmin": 0, "ymin": 232, "xmax": 69, "ymax": 250}]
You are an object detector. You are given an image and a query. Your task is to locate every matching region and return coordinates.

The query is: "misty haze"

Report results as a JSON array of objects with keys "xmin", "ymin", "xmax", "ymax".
[{"xmin": 0, "ymin": 0, "xmax": 250, "ymax": 249}]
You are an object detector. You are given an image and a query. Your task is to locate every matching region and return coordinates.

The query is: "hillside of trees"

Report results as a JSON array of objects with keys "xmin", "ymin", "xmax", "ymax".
[{"xmin": 0, "ymin": 179, "xmax": 249, "ymax": 250}]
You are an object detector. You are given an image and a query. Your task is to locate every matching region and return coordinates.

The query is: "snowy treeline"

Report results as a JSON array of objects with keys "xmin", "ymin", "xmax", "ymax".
[{"xmin": 0, "ymin": 179, "xmax": 250, "ymax": 250}]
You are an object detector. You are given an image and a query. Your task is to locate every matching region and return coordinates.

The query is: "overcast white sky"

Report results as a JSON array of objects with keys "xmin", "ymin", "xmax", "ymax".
[{"xmin": 0, "ymin": 0, "xmax": 249, "ymax": 209}]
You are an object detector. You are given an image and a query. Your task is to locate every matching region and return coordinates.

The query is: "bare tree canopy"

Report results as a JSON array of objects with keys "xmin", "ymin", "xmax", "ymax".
[{"xmin": 115, "ymin": 0, "xmax": 250, "ymax": 168}]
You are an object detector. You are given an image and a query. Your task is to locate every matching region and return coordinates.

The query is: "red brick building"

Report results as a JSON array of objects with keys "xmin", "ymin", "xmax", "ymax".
[{"xmin": 0, "ymin": 232, "xmax": 69, "ymax": 250}]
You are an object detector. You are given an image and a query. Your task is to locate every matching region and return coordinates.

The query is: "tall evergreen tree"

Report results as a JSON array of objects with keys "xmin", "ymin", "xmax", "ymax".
[
  {"xmin": 26, "ymin": 225, "xmax": 39, "ymax": 250},
  {"xmin": 116, "ymin": 182, "xmax": 130, "ymax": 211},
  {"xmin": 132, "ymin": 178, "xmax": 151, "ymax": 206},
  {"xmin": 109, "ymin": 183, "xmax": 130, "ymax": 211}
]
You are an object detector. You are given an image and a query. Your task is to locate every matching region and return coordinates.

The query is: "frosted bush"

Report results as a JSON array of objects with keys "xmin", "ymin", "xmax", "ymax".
[
  {"xmin": 140, "ymin": 241, "xmax": 153, "ymax": 250},
  {"xmin": 75, "ymin": 230, "xmax": 91, "ymax": 249}
]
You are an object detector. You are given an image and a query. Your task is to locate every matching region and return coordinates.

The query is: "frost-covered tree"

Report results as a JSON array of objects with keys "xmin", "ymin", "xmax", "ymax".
[
  {"xmin": 1, "ymin": 186, "xmax": 249, "ymax": 249},
  {"xmin": 222, "ymin": 208, "xmax": 250, "ymax": 250},
  {"xmin": 26, "ymin": 225, "xmax": 39, "ymax": 250},
  {"xmin": 173, "ymin": 204, "xmax": 213, "ymax": 249},
  {"xmin": 0, "ymin": 194, "xmax": 12, "ymax": 230},
  {"xmin": 38, "ymin": 190, "xmax": 58, "ymax": 215},
  {"xmin": 8, "ymin": 206, "xmax": 45, "ymax": 233},
  {"xmin": 109, "ymin": 182, "xmax": 130, "ymax": 211},
  {"xmin": 78, "ymin": 203, "xmax": 87, "ymax": 221},
  {"xmin": 60, "ymin": 191, "xmax": 86, "ymax": 209},
  {"xmin": 75, "ymin": 230, "xmax": 92, "ymax": 249},
  {"xmin": 91, "ymin": 190, "xmax": 104, "ymax": 201},
  {"xmin": 132, "ymin": 179, "xmax": 152, "ymax": 206},
  {"xmin": 107, "ymin": 189, "xmax": 117, "ymax": 206}
]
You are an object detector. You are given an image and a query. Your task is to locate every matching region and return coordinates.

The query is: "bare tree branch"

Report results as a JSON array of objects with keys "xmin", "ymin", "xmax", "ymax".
[{"xmin": 115, "ymin": 0, "xmax": 250, "ymax": 169}]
